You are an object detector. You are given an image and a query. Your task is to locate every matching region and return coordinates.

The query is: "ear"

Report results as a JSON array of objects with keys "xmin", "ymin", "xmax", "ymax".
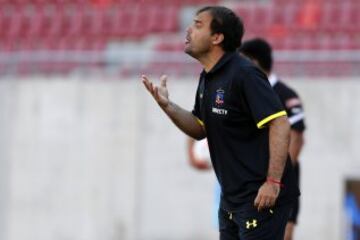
[{"xmin": 212, "ymin": 33, "xmax": 224, "ymax": 46}]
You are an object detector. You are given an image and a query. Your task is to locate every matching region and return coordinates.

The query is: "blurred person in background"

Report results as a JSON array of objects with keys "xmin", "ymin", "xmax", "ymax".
[
  {"xmin": 345, "ymin": 181, "xmax": 360, "ymax": 240},
  {"xmin": 187, "ymin": 137, "xmax": 221, "ymax": 228},
  {"xmin": 142, "ymin": 6, "xmax": 299, "ymax": 240},
  {"xmin": 187, "ymin": 138, "xmax": 211, "ymax": 170},
  {"xmin": 239, "ymin": 38, "xmax": 306, "ymax": 240}
]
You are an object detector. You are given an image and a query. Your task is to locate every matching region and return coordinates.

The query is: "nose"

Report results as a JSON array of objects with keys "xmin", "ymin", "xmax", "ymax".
[{"xmin": 186, "ymin": 26, "xmax": 192, "ymax": 34}]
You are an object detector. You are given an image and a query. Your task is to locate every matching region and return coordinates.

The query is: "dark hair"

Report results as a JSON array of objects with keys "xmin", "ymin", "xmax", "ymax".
[
  {"xmin": 239, "ymin": 38, "xmax": 273, "ymax": 72},
  {"xmin": 197, "ymin": 6, "xmax": 244, "ymax": 52}
]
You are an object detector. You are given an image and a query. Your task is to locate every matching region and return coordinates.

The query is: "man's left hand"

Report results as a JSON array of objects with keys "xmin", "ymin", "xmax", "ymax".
[{"xmin": 254, "ymin": 181, "xmax": 280, "ymax": 211}]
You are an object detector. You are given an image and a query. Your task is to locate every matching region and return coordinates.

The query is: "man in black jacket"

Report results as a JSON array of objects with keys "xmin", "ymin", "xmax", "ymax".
[{"xmin": 142, "ymin": 6, "xmax": 299, "ymax": 240}]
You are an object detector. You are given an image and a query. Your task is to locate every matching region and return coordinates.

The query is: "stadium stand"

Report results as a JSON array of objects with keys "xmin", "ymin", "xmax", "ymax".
[
  {"xmin": 0, "ymin": 0, "xmax": 358, "ymax": 76},
  {"xmin": 148, "ymin": 0, "xmax": 360, "ymax": 76}
]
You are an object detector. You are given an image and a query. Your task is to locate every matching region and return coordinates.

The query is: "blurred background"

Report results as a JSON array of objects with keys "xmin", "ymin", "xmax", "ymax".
[{"xmin": 0, "ymin": 0, "xmax": 359, "ymax": 239}]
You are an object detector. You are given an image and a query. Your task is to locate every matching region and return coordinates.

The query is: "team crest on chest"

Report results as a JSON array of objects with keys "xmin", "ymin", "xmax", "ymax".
[
  {"xmin": 212, "ymin": 88, "xmax": 227, "ymax": 115},
  {"xmin": 215, "ymin": 88, "xmax": 225, "ymax": 106}
]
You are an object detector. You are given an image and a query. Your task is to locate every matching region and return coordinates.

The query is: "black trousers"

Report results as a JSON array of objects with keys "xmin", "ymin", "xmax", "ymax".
[{"xmin": 219, "ymin": 203, "xmax": 292, "ymax": 240}]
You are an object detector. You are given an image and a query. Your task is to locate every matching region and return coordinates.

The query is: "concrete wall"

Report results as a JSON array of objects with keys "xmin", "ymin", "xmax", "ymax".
[{"xmin": 0, "ymin": 76, "xmax": 358, "ymax": 240}]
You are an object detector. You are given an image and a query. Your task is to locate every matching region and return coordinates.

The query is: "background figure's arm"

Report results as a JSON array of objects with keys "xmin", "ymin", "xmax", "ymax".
[
  {"xmin": 142, "ymin": 74, "xmax": 206, "ymax": 140},
  {"xmin": 187, "ymin": 138, "xmax": 211, "ymax": 170},
  {"xmin": 288, "ymin": 130, "xmax": 304, "ymax": 164}
]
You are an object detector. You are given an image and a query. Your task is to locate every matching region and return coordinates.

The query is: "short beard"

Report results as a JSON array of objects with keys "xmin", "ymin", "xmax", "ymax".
[
  {"xmin": 184, "ymin": 45, "xmax": 210, "ymax": 61},
  {"xmin": 184, "ymin": 47, "xmax": 196, "ymax": 58}
]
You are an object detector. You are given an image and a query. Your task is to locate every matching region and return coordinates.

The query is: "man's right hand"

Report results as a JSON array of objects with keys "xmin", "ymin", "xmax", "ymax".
[
  {"xmin": 141, "ymin": 74, "xmax": 206, "ymax": 140},
  {"xmin": 142, "ymin": 74, "xmax": 169, "ymax": 109}
]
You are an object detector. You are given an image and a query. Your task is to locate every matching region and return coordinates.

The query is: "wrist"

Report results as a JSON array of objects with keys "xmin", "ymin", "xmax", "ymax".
[
  {"xmin": 161, "ymin": 100, "xmax": 172, "ymax": 112},
  {"xmin": 266, "ymin": 177, "xmax": 284, "ymax": 188}
]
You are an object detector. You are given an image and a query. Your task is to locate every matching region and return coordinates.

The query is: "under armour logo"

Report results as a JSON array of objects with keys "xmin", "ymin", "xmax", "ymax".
[{"xmin": 246, "ymin": 219, "xmax": 258, "ymax": 229}]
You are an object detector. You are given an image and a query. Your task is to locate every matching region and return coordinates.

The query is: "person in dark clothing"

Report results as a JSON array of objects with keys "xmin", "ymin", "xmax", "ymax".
[{"xmin": 142, "ymin": 6, "xmax": 299, "ymax": 240}]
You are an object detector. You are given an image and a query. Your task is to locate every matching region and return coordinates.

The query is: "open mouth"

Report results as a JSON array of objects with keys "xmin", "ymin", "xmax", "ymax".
[{"xmin": 185, "ymin": 36, "xmax": 191, "ymax": 44}]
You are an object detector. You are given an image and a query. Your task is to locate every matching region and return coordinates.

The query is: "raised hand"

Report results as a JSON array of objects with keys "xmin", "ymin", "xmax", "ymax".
[{"xmin": 142, "ymin": 74, "xmax": 169, "ymax": 108}]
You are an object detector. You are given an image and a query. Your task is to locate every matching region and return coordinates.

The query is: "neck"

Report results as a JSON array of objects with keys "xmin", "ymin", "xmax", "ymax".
[
  {"xmin": 198, "ymin": 48, "xmax": 225, "ymax": 72},
  {"xmin": 257, "ymin": 65, "xmax": 270, "ymax": 77}
]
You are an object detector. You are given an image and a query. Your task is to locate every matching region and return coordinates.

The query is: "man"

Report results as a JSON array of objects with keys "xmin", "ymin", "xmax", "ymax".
[
  {"xmin": 142, "ymin": 6, "xmax": 299, "ymax": 240},
  {"xmin": 239, "ymin": 38, "xmax": 306, "ymax": 240}
]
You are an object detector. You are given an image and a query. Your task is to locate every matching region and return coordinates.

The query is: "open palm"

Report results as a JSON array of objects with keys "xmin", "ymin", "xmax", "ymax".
[{"xmin": 142, "ymin": 75, "xmax": 169, "ymax": 108}]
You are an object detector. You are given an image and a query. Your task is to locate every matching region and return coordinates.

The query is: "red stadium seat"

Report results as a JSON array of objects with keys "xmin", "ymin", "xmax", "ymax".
[
  {"xmin": 1, "ymin": 0, "xmax": 358, "ymax": 76},
  {"xmin": 0, "ymin": 7, "xmax": 11, "ymax": 38}
]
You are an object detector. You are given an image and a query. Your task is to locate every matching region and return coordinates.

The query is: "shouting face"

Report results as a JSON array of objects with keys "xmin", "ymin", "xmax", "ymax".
[{"xmin": 184, "ymin": 10, "xmax": 214, "ymax": 59}]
